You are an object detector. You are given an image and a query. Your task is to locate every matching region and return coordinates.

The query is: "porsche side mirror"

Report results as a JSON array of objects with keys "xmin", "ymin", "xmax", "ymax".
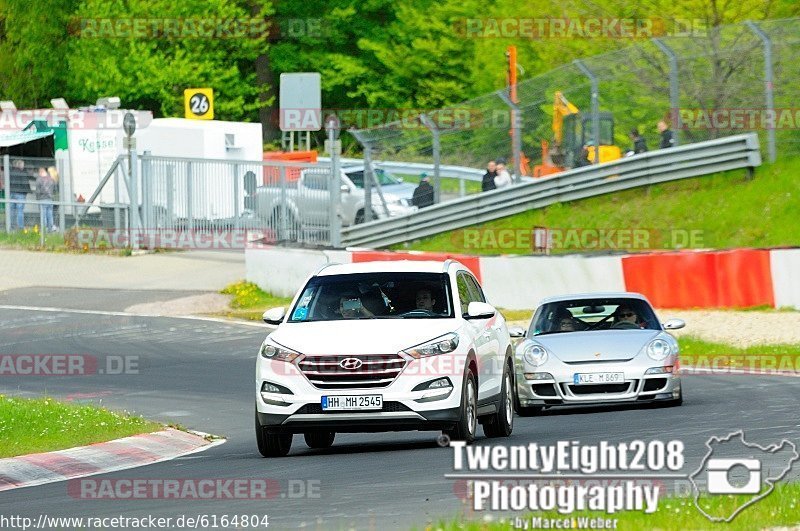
[{"xmin": 662, "ymin": 318, "xmax": 685, "ymax": 330}]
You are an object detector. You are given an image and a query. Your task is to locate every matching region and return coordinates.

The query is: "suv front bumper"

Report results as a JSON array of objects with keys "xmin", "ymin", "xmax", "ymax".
[{"xmin": 256, "ymin": 353, "xmax": 466, "ymax": 433}]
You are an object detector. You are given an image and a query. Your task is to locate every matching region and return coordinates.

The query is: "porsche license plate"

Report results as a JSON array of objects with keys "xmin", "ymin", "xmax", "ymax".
[
  {"xmin": 573, "ymin": 372, "xmax": 624, "ymax": 385},
  {"xmin": 321, "ymin": 395, "xmax": 383, "ymax": 411}
]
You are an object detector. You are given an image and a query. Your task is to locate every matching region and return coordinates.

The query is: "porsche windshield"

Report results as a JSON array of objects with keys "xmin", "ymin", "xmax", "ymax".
[
  {"xmin": 530, "ymin": 298, "xmax": 660, "ymax": 335},
  {"xmin": 288, "ymin": 272, "xmax": 453, "ymax": 321}
]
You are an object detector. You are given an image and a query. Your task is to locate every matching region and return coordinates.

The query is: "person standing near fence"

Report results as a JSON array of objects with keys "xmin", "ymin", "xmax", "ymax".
[
  {"xmin": 35, "ymin": 167, "xmax": 56, "ymax": 232},
  {"xmin": 481, "ymin": 160, "xmax": 497, "ymax": 192},
  {"xmin": 412, "ymin": 173, "xmax": 435, "ymax": 208},
  {"xmin": 9, "ymin": 159, "xmax": 31, "ymax": 230},
  {"xmin": 658, "ymin": 120, "xmax": 675, "ymax": 149},
  {"xmin": 493, "ymin": 158, "xmax": 512, "ymax": 188},
  {"xmin": 47, "ymin": 166, "xmax": 60, "ymax": 231},
  {"xmin": 628, "ymin": 128, "xmax": 648, "ymax": 155}
]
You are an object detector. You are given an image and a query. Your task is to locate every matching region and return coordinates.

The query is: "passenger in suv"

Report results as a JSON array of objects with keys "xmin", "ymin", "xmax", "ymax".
[{"xmin": 255, "ymin": 260, "xmax": 515, "ymax": 457}]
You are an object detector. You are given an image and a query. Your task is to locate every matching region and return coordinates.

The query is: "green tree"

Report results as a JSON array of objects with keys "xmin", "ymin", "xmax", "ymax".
[
  {"xmin": 0, "ymin": 0, "xmax": 78, "ymax": 108},
  {"xmin": 66, "ymin": 0, "xmax": 273, "ymax": 120}
]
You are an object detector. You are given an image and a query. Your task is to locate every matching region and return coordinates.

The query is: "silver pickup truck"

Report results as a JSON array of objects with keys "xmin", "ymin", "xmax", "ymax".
[{"xmin": 254, "ymin": 165, "xmax": 417, "ymax": 228}]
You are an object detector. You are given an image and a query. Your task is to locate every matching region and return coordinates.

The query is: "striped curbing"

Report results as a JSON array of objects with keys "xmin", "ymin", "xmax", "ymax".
[{"xmin": 0, "ymin": 428, "xmax": 223, "ymax": 492}]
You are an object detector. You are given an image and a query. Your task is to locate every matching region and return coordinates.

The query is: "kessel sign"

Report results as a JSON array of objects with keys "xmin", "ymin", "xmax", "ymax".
[{"xmin": 184, "ymin": 88, "xmax": 214, "ymax": 120}]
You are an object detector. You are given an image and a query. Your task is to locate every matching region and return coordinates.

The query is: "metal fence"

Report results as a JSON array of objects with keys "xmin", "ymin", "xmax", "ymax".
[
  {"xmin": 1, "ymin": 154, "xmax": 132, "ymax": 237},
  {"xmin": 105, "ymin": 154, "xmax": 345, "ymax": 247},
  {"xmin": 340, "ymin": 133, "xmax": 762, "ymax": 248},
  {"xmin": 348, "ymin": 18, "xmax": 800, "ymax": 184}
]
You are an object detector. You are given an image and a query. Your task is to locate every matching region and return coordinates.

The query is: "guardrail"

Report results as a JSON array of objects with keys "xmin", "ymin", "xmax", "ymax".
[
  {"xmin": 319, "ymin": 157, "xmax": 485, "ymax": 181},
  {"xmin": 340, "ymin": 133, "xmax": 762, "ymax": 248}
]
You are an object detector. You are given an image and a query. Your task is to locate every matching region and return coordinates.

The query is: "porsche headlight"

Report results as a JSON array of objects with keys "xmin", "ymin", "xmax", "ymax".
[
  {"xmin": 521, "ymin": 341, "xmax": 548, "ymax": 367},
  {"xmin": 403, "ymin": 333, "xmax": 460, "ymax": 358},
  {"xmin": 646, "ymin": 338, "xmax": 673, "ymax": 361},
  {"xmin": 259, "ymin": 338, "xmax": 301, "ymax": 362}
]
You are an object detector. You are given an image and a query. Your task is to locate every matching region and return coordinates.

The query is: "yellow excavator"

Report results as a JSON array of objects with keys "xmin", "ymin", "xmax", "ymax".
[{"xmin": 533, "ymin": 91, "xmax": 621, "ymax": 177}]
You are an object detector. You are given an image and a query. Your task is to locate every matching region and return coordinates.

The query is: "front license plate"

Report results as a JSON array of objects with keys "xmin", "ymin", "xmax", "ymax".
[
  {"xmin": 573, "ymin": 372, "xmax": 624, "ymax": 385},
  {"xmin": 321, "ymin": 395, "xmax": 383, "ymax": 411}
]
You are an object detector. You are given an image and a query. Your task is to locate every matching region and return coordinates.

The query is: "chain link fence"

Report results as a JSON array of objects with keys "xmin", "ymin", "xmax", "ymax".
[{"xmin": 349, "ymin": 18, "xmax": 800, "ymax": 189}]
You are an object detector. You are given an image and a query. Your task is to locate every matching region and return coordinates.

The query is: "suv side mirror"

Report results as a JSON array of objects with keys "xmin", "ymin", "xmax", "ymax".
[
  {"xmin": 465, "ymin": 301, "xmax": 496, "ymax": 320},
  {"xmin": 263, "ymin": 307, "xmax": 286, "ymax": 325},
  {"xmin": 340, "ymin": 184, "xmax": 350, "ymax": 194},
  {"xmin": 662, "ymin": 318, "xmax": 685, "ymax": 330}
]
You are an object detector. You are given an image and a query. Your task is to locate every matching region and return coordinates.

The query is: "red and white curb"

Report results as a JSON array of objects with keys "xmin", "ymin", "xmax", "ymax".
[{"xmin": 0, "ymin": 428, "xmax": 224, "ymax": 492}]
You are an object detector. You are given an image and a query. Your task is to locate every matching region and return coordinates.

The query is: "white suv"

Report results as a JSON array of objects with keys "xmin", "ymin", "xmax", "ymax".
[{"xmin": 255, "ymin": 260, "xmax": 515, "ymax": 457}]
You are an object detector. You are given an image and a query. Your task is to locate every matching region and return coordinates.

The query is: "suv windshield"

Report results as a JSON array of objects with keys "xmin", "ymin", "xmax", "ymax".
[
  {"xmin": 288, "ymin": 272, "xmax": 453, "ymax": 322},
  {"xmin": 530, "ymin": 298, "xmax": 660, "ymax": 335},
  {"xmin": 346, "ymin": 168, "xmax": 402, "ymax": 188}
]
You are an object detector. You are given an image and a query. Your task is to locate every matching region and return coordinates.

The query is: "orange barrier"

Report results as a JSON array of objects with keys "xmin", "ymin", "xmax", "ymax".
[
  {"xmin": 622, "ymin": 249, "xmax": 774, "ymax": 309},
  {"xmin": 262, "ymin": 150, "xmax": 318, "ymax": 184},
  {"xmin": 351, "ymin": 251, "xmax": 482, "ymax": 282}
]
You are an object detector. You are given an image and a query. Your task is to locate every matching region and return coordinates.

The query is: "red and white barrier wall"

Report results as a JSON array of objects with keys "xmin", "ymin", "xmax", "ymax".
[{"xmin": 246, "ymin": 247, "xmax": 800, "ymax": 310}]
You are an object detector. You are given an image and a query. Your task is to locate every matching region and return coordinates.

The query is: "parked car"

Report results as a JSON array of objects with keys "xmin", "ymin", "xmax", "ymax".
[
  {"xmin": 339, "ymin": 164, "xmax": 418, "ymax": 207},
  {"xmin": 255, "ymin": 260, "xmax": 515, "ymax": 457},
  {"xmin": 510, "ymin": 292, "xmax": 684, "ymax": 415},
  {"xmin": 254, "ymin": 165, "xmax": 416, "ymax": 230}
]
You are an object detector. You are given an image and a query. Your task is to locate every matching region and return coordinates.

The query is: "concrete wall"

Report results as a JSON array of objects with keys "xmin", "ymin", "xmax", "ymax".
[{"xmin": 245, "ymin": 246, "xmax": 797, "ymax": 310}]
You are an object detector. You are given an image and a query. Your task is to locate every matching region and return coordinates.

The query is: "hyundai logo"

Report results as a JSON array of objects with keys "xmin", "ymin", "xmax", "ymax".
[{"xmin": 339, "ymin": 358, "xmax": 363, "ymax": 370}]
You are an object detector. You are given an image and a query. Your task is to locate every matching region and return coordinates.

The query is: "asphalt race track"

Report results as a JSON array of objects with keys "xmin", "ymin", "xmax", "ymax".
[{"xmin": 1, "ymin": 302, "xmax": 799, "ymax": 530}]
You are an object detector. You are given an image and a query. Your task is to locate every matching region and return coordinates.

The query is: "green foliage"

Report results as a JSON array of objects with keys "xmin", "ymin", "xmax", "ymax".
[
  {"xmin": 398, "ymin": 157, "xmax": 800, "ymax": 255},
  {"xmin": 65, "ymin": 0, "xmax": 272, "ymax": 120},
  {"xmin": 2, "ymin": 0, "xmax": 800, "ymax": 136},
  {"xmin": 0, "ymin": 0, "xmax": 78, "ymax": 107}
]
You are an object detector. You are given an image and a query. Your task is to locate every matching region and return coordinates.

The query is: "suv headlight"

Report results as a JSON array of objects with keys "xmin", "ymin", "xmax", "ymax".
[
  {"xmin": 646, "ymin": 338, "xmax": 674, "ymax": 361},
  {"xmin": 259, "ymin": 338, "xmax": 301, "ymax": 362},
  {"xmin": 403, "ymin": 333, "xmax": 459, "ymax": 358},
  {"xmin": 520, "ymin": 341, "xmax": 548, "ymax": 367}
]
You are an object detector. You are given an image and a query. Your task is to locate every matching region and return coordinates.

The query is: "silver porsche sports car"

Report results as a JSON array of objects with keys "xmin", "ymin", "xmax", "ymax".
[{"xmin": 510, "ymin": 292, "xmax": 685, "ymax": 415}]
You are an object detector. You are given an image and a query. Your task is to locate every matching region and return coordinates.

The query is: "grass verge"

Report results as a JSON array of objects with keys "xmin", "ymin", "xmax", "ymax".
[
  {"xmin": 219, "ymin": 281, "xmax": 294, "ymax": 321},
  {"xmin": 428, "ymin": 482, "xmax": 800, "ymax": 530},
  {"xmin": 0, "ymin": 228, "xmax": 133, "ymax": 255},
  {"xmin": 396, "ymin": 157, "xmax": 800, "ymax": 255},
  {"xmin": 679, "ymin": 336, "xmax": 800, "ymax": 371},
  {"xmin": 0, "ymin": 395, "xmax": 161, "ymax": 458}
]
